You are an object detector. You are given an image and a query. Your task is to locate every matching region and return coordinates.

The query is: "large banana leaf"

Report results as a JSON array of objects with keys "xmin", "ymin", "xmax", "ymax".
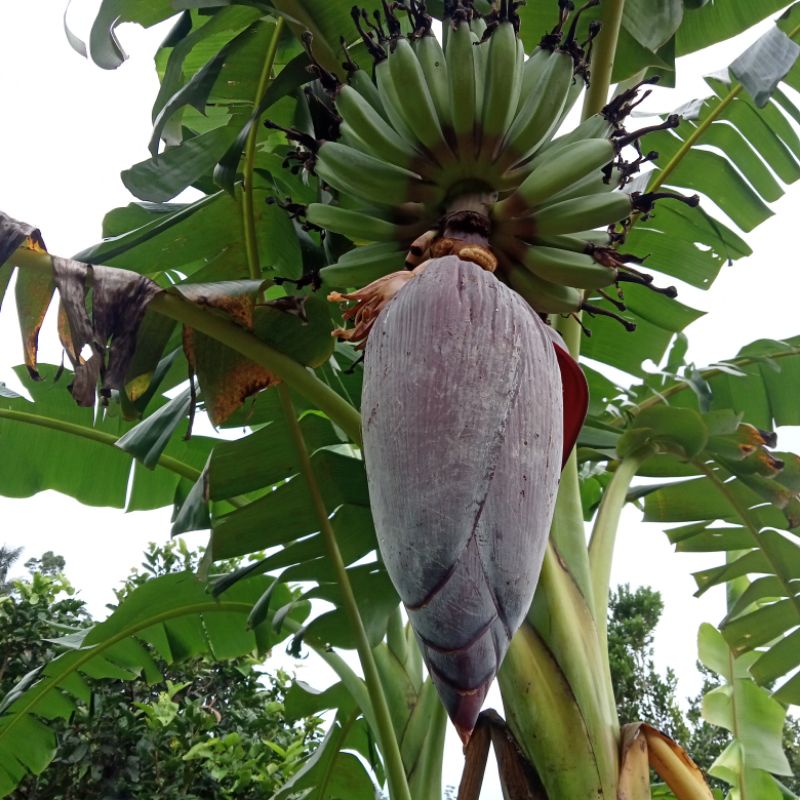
[
  {"xmin": 587, "ymin": 336, "xmax": 800, "ymax": 707},
  {"xmin": 581, "ymin": 10, "xmax": 800, "ymax": 379},
  {"xmin": 518, "ymin": 0, "xmax": 795, "ymax": 84},
  {"xmin": 0, "ymin": 364, "xmax": 212, "ymax": 510},
  {"xmin": 0, "ymin": 572, "xmax": 307, "ymax": 798},
  {"xmin": 4, "ymin": 2, "xmax": 800, "ymax": 797},
  {"xmin": 636, "ymin": 8, "xmax": 800, "ymax": 253},
  {"xmin": 698, "ymin": 624, "xmax": 793, "ymax": 800}
]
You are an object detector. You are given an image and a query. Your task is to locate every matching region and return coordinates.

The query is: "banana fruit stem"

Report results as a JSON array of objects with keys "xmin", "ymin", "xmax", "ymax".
[
  {"xmin": 549, "ymin": 448, "xmax": 595, "ymax": 606},
  {"xmin": 582, "ymin": 0, "xmax": 627, "ymax": 118},
  {"xmin": 277, "ymin": 385, "xmax": 412, "ymax": 800}
]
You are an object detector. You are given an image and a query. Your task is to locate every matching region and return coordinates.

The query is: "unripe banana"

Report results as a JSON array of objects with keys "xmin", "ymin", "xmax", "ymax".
[
  {"xmin": 554, "ymin": 72, "xmax": 585, "ymax": 131},
  {"xmin": 546, "ymin": 164, "xmax": 622, "ymax": 204},
  {"xmin": 530, "ymin": 192, "xmax": 633, "ymax": 236},
  {"xmin": 414, "ymin": 32, "xmax": 451, "ymax": 132},
  {"xmin": 338, "ymin": 123, "xmax": 370, "ymax": 152},
  {"xmin": 388, "ymin": 37, "xmax": 451, "ymax": 159},
  {"xmin": 445, "ymin": 22, "xmax": 478, "ymax": 153},
  {"xmin": 335, "ymin": 85, "xmax": 423, "ymax": 170},
  {"xmin": 520, "ymin": 245, "xmax": 617, "ymax": 289},
  {"xmin": 532, "ymin": 231, "xmax": 613, "ymax": 252},
  {"xmin": 374, "ymin": 56, "xmax": 419, "ymax": 146},
  {"xmin": 538, "ymin": 113, "xmax": 615, "ymax": 158},
  {"xmin": 320, "ymin": 241, "xmax": 406, "ymax": 288},
  {"xmin": 493, "ymin": 138, "xmax": 615, "ymax": 218},
  {"xmin": 479, "ymin": 21, "xmax": 523, "ymax": 158},
  {"xmin": 315, "ymin": 141, "xmax": 439, "ymax": 207},
  {"xmin": 472, "ymin": 30, "xmax": 487, "ymax": 117},
  {"xmin": 306, "ymin": 203, "xmax": 403, "ymax": 243},
  {"xmin": 470, "ymin": 15, "xmax": 487, "ymax": 39},
  {"xmin": 495, "ymin": 48, "xmax": 574, "ymax": 169},
  {"xmin": 517, "ymin": 46, "xmax": 551, "ymax": 108},
  {"xmin": 347, "ymin": 66, "xmax": 386, "ymax": 119},
  {"xmin": 506, "ymin": 262, "xmax": 584, "ymax": 314}
]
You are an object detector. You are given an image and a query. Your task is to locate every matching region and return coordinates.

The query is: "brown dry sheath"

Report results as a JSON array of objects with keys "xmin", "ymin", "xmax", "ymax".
[{"xmin": 361, "ymin": 256, "xmax": 564, "ymax": 739}]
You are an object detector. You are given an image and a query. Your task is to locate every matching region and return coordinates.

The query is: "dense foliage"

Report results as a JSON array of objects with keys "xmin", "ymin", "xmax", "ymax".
[
  {"xmin": 0, "ymin": 544, "xmax": 320, "ymax": 799},
  {"xmin": 2, "ymin": 0, "xmax": 800, "ymax": 797}
]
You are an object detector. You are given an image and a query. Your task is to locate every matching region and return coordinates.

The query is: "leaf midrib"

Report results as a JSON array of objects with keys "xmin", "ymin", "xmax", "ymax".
[{"xmin": 0, "ymin": 406, "xmax": 200, "ymax": 482}]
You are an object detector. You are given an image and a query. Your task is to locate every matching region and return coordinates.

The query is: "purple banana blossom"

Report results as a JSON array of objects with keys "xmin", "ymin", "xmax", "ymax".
[{"xmin": 360, "ymin": 255, "xmax": 587, "ymax": 742}]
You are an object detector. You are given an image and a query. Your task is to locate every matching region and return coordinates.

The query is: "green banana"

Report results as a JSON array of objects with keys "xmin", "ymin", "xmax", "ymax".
[
  {"xmin": 495, "ymin": 48, "xmax": 575, "ymax": 169},
  {"xmin": 546, "ymin": 164, "xmax": 622, "ymax": 204},
  {"xmin": 414, "ymin": 32, "xmax": 451, "ymax": 132},
  {"xmin": 537, "ymin": 112, "xmax": 615, "ymax": 158},
  {"xmin": 517, "ymin": 46, "xmax": 552, "ymax": 108},
  {"xmin": 374, "ymin": 55, "xmax": 419, "ymax": 147},
  {"xmin": 479, "ymin": 21, "xmax": 523, "ymax": 158},
  {"xmin": 493, "ymin": 138, "xmax": 615, "ymax": 218},
  {"xmin": 346, "ymin": 65, "xmax": 386, "ymax": 119},
  {"xmin": 519, "ymin": 245, "xmax": 617, "ymax": 289},
  {"xmin": 320, "ymin": 241, "xmax": 406, "ymax": 288},
  {"xmin": 306, "ymin": 203, "xmax": 404, "ymax": 243},
  {"xmin": 472, "ymin": 30, "xmax": 487, "ymax": 124},
  {"xmin": 337, "ymin": 122, "xmax": 369, "ymax": 153},
  {"xmin": 470, "ymin": 15, "xmax": 487, "ymax": 39},
  {"xmin": 530, "ymin": 192, "xmax": 633, "ymax": 236},
  {"xmin": 388, "ymin": 37, "xmax": 451, "ymax": 158},
  {"xmin": 335, "ymin": 84, "xmax": 423, "ymax": 170},
  {"xmin": 336, "ymin": 239, "xmax": 403, "ymax": 264},
  {"xmin": 315, "ymin": 141, "xmax": 438, "ymax": 207},
  {"xmin": 554, "ymin": 71, "xmax": 585, "ymax": 131},
  {"xmin": 532, "ymin": 231, "xmax": 613, "ymax": 252},
  {"xmin": 445, "ymin": 22, "xmax": 478, "ymax": 154},
  {"xmin": 506, "ymin": 262, "xmax": 584, "ymax": 314}
]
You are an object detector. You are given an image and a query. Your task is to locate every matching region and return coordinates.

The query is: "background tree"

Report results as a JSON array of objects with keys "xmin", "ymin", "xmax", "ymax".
[
  {"xmin": 0, "ymin": 548, "xmax": 22, "ymax": 594},
  {"xmin": 607, "ymin": 584, "xmax": 800, "ymax": 795},
  {"xmin": 607, "ymin": 584, "xmax": 689, "ymax": 744},
  {"xmin": 1, "ymin": 542, "xmax": 321, "ymax": 799}
]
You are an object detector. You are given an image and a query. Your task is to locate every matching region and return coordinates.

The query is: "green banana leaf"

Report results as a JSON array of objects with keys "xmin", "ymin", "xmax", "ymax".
[
  {"xmin": 579, "ymin": 11, "xmax": 800, "ymax": 379},
  {"xmin": 589, "ymin": 336, "xmax": 800, "ymax": 706},
  {"xmin": 0, "ymin": 572, "xmax": 307, "ymax": 798},
  {"xmin": 270, "ymin": 714, "xmax": 377, "ymax": 800},
  {"xmin": 699, "ymin": 624, "xmax": 793, "ymax": 799},
  {"xmin": 633, "ymin": 13, "xmax": 800, "ymax": 266},
  {"xmin": 0, "ymin": 364, "xmax": 212, "ymax": 510},
  {"xmin": 518, "ymin": 0, "xmax": 794, "ymax": 84}
]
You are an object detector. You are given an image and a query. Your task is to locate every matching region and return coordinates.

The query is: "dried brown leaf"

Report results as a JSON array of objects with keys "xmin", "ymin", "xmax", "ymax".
[
  {"xmin": 619, "ymin": 722, "xmax": 714, "ymax": 800},
  {"xmin": 0, "ymin": 211, "xmax": 46, "ymax": 268},
  {"xmin": 52, "ymin": 257, "xmax": 160, "ymax": 406},
  {"xmin": 619, "ymin": 724, "xmax": 651, "ymax": 800},
  {"xmin": 15, "ymin": 267, "xmax": 55, "ymax": 381},
  {"xmin": 177, "ymin": 281, "xmax": 277, "ymax": 426}
]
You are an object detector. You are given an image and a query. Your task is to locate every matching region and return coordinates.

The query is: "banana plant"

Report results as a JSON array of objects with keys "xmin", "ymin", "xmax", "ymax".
[{"xmin": 1, "ymin": 0, "xmax": 800, "ymax": 798}]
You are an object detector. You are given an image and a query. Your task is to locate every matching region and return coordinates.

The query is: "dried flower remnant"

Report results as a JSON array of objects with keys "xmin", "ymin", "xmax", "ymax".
[{"xmin": 328, "ymin": 265, "xmax": 427, "ymax": 348}]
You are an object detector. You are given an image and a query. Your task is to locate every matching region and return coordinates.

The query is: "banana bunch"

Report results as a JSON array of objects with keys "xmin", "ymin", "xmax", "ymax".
[{"xmin": 277, "ymin": 0, "xmax": 697, "ymax": 323}]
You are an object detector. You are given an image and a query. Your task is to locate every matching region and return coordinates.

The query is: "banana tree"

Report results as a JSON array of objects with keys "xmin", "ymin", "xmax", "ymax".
[{"xmin": 1, "ymin": 0, "xmax": 800, "ymax": 798}]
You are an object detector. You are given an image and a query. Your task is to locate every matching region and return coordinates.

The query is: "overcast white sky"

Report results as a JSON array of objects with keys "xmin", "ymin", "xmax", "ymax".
[{"xmin": 1, "ymin": 1, "xmax": 799, "ymax": 796}]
